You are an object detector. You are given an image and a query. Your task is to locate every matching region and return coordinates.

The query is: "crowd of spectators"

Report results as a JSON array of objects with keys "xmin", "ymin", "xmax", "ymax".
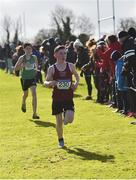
[{"xmin": 1, "ymin": 27, "xmax": 136, "ymax": 121}]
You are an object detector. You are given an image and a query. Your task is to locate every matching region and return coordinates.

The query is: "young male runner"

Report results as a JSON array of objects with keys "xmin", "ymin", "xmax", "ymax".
[
  {"xmin": 14, "ymin": 43, "xmax": 40, "ymax": 119},
  {"xmin": 44, "ymin": 45, "xmax": 79, "ymax": 147}
]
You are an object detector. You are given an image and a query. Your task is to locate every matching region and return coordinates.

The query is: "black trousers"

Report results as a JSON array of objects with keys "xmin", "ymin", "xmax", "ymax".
[
  {"xmin": 93, "ymin": 72, "xmax": 107, "ymax": 103},
  {"xmin": 84, "ymin": 75, "xmax": 92, "ymax": 96},
  {"xmin": 128, "ymin": 89, "xmax": 136, "ymax": 113},
  {"xmin": 111, "ymin": 78, "xmax": 117, "ymax": 107},
  {"xmin": 36, "ymin": 71, "xmax": 43, "ymax": 84},
  {"xmin": 117, "ymin": 90, "xmax": 129, "ymax": 113}
]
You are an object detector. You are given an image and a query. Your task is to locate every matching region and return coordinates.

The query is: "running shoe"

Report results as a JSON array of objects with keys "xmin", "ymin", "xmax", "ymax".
[
  {"xmin": 21, "ymin": 104, "xmax": 26, "ymax": 113},
  {"xmin": 130, "ymin": 121, "xmax": 136, "ymax": 125},
  {"xmin": 84, "ymin": 96, "xmax": 92, "ymax": 100},
  {"xmin": 32, "ymin": 114, "xmax": 40, "ymax": 119},
  {"xmin": 58, "ymin": 138, "xmax": 64, "ymax": 148}
]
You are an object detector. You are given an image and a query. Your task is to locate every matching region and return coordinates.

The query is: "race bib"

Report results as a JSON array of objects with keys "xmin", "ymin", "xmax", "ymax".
[
  {"xmin": 25, "ymin": 62, "xmax": 35, "ymax": 70},
  {"xmin": 57, "ymin": 79, "xmax": 71, "ymax": 90}
]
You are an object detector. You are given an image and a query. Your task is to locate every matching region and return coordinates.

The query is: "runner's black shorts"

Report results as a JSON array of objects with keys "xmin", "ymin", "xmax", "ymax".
[
  {"xmin": 20, "ymin": 78, "xmax": 37, "ymax": 91},
  {"xmin": 52, "ymin": 100, "xmax": 74, "ymax": 115}
]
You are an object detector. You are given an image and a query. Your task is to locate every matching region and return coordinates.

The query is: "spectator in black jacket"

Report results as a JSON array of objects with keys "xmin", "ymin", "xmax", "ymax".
[
  {"xmin": 118, "ymin": 30, "xmax": 136, "ymax": 117},
  {"xmin": 80, "ymin": 58, "xmax": 94, "ymax": 100},
  {"xmin": 74, "ymin": 39, "xmax": 93, "ymax": 99},
  {"xmin": 73, "ymin": 39, "xmax": 90, "ymax": 69},
  {"xmin": 66, "ymin": 41, "xmax": 77, "ymax": 64},
  {"xmin": 41, "ymin": 38, "xmax": 57, "ymax": 65}
]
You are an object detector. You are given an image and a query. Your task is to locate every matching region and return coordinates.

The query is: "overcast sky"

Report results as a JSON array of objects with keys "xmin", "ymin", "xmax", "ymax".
[{"xmin": 0, "ymin": 0, "xmax": 136, "ymax": 42}]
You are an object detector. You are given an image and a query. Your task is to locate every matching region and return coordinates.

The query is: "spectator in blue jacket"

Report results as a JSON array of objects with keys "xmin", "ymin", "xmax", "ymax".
[{"xmin": 111, "ymin": 50, "xmax": 129, "ymax": 115}]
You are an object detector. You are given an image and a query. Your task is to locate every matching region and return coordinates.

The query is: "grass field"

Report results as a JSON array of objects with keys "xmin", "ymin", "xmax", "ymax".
[{"xmin": 0, "ymin": 69, "xmax": 136, "ymax": 179}]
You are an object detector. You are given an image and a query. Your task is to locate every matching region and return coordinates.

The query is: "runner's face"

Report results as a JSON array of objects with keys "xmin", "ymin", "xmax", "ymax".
[
  {"xmin": 56, "ymin": 49, "xmax": 67, "ymax": 61},
  {"xmin": 24, "ymin": 46, "xmax": 32, "ymax": 55}
]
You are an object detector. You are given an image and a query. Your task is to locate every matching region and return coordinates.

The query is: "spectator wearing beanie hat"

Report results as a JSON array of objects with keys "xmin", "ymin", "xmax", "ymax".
[
  {"xmin": 74, "ymin": 39, "xmax": 93, "ymax": 99},
  {"xmin": 73, "ymin": 39, "xmax": 89, "ymax": 69},
  {"xmin": 73, "ymin": 39, "xmax": 83, "ymax": 49}
]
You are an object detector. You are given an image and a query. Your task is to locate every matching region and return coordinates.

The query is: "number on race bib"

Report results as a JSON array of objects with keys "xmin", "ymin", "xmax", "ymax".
[{"xmin": 57, "ymin": 80, "xmax": 71, "ymax": 90}]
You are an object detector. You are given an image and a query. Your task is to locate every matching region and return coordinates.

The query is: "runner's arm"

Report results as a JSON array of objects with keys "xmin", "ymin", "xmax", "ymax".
[
  {"xmin": 34, "ymin": 56, "xmax": 39, "ymax": 71},
  {"xmin": 44, "ymin": 66, "xmax": 57, "ymax": 88},
  {"xmin": 14, "ymin": 56, "xmax": 24, "ymax": 71},
  {"xmin": 70, "ymin": 63, "xmax": 80, "ymax": 91}
]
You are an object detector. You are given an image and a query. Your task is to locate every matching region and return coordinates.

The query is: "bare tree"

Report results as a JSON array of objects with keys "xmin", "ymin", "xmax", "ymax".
[
  {"xmin": 76, "ymin": 14, "xmax": 94, "ymax": 35},
  {"xmin": 53, "ymin": 16, "xmax": 63, "ymax": 40},
  {"xmin": 51, "ymin": 5, "xmax": 75, "ymax": 30},
  {"xmin": 117, "ymin": 18, "xmax": 136, "ymax": 31},
  {"xmin": 51, "ymin": 5, "xmax": 75, "ymax": 42},
  {"xmin": 2, "ymin": 16, "xmax": 12, "ymax": 43},
  {"xmin": 62, "ymin": 16, "xmax": 72, "ymax": 41},
  {"xmin": 13, "ymin": 18, "xmax": 22, "ymax": 45}
]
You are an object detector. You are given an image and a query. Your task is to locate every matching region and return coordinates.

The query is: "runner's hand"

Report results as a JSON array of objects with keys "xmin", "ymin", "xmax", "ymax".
[
  {"xmin": 50, "ymin": 80, "xmax": 57, "ymax": 88},
  {"xmin": 21, "ymin": 63, "xmax": 25, "ymax": 68},
  {"xmin": 71, "ymin": 83, "xmax": 78, "ymax": 91}
]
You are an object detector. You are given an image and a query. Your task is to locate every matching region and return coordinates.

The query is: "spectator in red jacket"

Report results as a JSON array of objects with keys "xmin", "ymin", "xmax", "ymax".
[
  {"xmin": 103, "ymin": 35, "xmax": 122, "ymax": 107},
  {"xmin": 93, "ymin": 41, "xmax": 109, "ymax": 103}
]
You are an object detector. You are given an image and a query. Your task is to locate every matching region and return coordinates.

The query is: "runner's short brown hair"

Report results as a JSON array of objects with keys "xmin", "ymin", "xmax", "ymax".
[
  {"xmin": 23, "ymin": 43, "xmax": 32, "ymax": 49},
  {"xmin": 54, "ymin": 45, "xmax": 65, "ymax": 53}
]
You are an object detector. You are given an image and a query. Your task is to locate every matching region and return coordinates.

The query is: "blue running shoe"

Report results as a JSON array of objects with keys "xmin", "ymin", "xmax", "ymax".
[{"xmin": 58, "ymin": 138, "xmax": 64, "ymax": 148}]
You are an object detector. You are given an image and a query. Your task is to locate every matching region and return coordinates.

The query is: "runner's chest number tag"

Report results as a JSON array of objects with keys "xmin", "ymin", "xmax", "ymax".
[{"xmin": 57, "ymin": 80, "xmax": 71, "ymax": 90}]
